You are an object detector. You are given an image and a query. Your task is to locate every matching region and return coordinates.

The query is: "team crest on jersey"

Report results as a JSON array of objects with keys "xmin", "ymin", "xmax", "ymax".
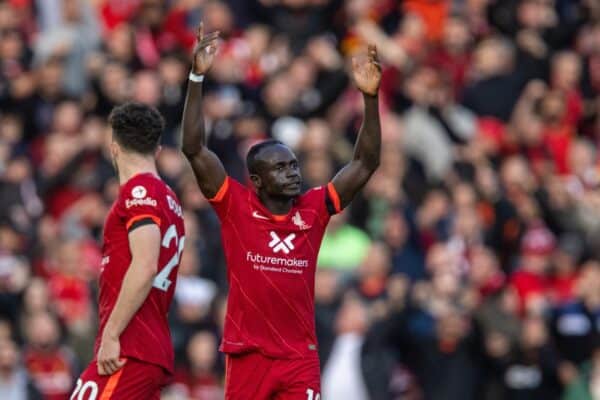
[
  {"xmin": 131, "ymin": 186, "xmax": 147, "ymax": 199},
  {"xmin": 292, "ymin": 211, "xmax": 311, "ymax": 230}
]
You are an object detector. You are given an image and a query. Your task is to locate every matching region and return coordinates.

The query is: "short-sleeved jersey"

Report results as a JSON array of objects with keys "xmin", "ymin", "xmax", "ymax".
[
  {"xmin": 209, "ymin": 177, "xmax": 341, "ymax": 359},
  {"xmin": 96, "ymin": 173, "xmax": 185, "ymax": 374}
]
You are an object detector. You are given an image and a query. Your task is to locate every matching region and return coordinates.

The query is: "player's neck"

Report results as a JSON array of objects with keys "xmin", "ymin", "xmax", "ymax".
[
  {"xmin": 117, "ymin": 153, "xmax": 158, "ymax": 185},
  {"xmin": 258, "ymin": 192, "xmax": 295, "ymax": 215}
]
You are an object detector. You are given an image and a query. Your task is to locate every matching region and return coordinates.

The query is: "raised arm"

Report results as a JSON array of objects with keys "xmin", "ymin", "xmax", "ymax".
[
  {"xmin": 181, "ymin": 23, "xmax": 227, "ymax": 199},
  {"xmin": 331, "ymin": 45, "xmax": 382, "ymax": 209}
]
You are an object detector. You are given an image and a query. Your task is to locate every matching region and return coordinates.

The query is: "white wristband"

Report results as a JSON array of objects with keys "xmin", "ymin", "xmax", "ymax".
[{"xmin": 189, "ymin": 72, "xmax": 204, "ymax": 83}]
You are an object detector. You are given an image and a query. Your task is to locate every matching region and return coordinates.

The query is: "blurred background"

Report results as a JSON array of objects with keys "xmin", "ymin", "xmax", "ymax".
[{"xmin": 0, "ymin": 0, "xmax": 600, "ymax": 399}]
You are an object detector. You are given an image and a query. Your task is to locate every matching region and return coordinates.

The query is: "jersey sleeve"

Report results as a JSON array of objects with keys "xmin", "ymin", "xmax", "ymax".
[
  {"xmin": 325, "ymin": 182, "xmax": 342, "ymax": 215},
  {"xmin": 207, "ymin": 176, "xmax": 247, "ymax": 220},
  {"xmin": 118, "ymin": 180, "xmax": 162, "ymax": 232}
]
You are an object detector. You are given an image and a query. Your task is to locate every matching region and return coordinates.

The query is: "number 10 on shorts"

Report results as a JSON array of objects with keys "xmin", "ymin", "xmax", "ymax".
[
  {"xmin": 70, "ymin": 379, "xmax": 98, "ymax": 400},
  {"xmin": 306, "ymin": 388, "xmax": 320, "ymax": 400}
]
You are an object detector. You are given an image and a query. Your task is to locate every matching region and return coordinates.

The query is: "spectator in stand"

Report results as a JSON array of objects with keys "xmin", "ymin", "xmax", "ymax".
[
  {"xmin": 510, "ymin": 223, "xmax": 556, "ymax": 316},
  {"xmin": 23, "ymin": 311, "xmax": 77, "ymax": 400},
  {"xmin": 318, "ymin": 210, "xmax": 372, "ymax": 272},
  {"xmin": 0, "ymin": 338, "xmax": 41, "ymax": 400},
  {"xmin": 551, "ymin": 261, "xmax": 600, "ymax": 368},
  {"xmin": 164, "ymin": 330, "xmax": 224, "ymax": 400},
  {"xmin": 562, "ymin": 338, "xmax": 600, "ymax": 400}
]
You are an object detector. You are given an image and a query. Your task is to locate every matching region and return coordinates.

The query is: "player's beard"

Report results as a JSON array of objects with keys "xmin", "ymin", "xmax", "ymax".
[{"xmin": 272, "ymin": 190, "xmax": 299, "ymax": 202}]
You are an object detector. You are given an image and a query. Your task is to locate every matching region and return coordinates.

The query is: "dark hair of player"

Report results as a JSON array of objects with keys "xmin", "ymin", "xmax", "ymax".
[
  {"xmin": 108, "ymin": 102, "xmax": 165, "ymax": 155},
  {"xmin": 246, "ymin": 139, "xmax": 286, "ymax": 174}
]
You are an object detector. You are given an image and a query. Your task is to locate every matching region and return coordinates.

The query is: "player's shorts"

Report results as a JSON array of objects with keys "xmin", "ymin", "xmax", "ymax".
[
  {"xmin": 225, "ymin": 352, "xmax": 321, "ymax": 400},
  {"xmin": 70, "ymin": 358, "xmax": 170, "ymax": 400}
]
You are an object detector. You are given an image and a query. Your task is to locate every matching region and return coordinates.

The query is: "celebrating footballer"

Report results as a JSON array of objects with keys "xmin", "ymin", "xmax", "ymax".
[{"xmin": 181, "ymin": 22, "xmax": 382, "ymax": 399}]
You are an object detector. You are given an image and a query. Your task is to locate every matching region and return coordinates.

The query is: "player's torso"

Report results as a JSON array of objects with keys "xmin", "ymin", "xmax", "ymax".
[
  {"xmin": 98, "ymin": 173, "xmax": 185, "ymax": 369},
  {"xmin": 228, "ymin": 201, "xmax": 323, "ymax": 286},
  {"xmin": 220, "ymin": 186, "xmax": 329, "ymax": 357},
  {"xmin": 100, "ymin": 177, "xmax": 184, "ymax": 304}
]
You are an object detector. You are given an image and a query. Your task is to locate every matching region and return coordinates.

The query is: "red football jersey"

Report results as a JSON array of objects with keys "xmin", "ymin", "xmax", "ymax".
[
  {"xmin": 209, "ymin": 177, "xmax": 341, "ymax": 359},
  {"xmin": 95, "ymin": 172, "xmax": 185, "ymax": 373}
]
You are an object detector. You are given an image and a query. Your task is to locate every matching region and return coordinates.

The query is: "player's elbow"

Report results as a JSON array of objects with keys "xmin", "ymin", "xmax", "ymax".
[
  {"xmin": 361, "ymin": 156, "xmax": 380, "ymax": 176},
  {"xmin": 181, "ymin": 144, "xmax": 201, "ymax": 160},
  {"xmin": 181, "ymin": 142, "xmax": 206, "ymax": 161},
  {"xmin": 131, "ymin": 259, "xmax": 158, "ymax": 283},
  {"xmin": 368, "ymin": 156, "xmax": 380, "ymax": 171}
]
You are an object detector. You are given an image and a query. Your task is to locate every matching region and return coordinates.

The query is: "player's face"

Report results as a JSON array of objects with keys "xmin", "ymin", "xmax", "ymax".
[{"xmin": 256, "ymin": 146, "xmax": 302, "ymax": 198}]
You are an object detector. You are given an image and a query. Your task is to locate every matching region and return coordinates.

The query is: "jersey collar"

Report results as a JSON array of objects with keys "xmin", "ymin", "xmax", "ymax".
[{"xmin": 249, "ymin": 190, "xmax": 296, "ymax": 222}]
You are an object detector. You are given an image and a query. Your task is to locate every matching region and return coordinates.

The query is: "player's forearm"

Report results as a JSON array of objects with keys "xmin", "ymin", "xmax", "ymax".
[
  {"xmin": 181, "ymin": 81, "xmax": 207, "ymax": 158},
  {"xmin": 102, "ymin": 262, "xmax": 155, "ymax": 340},
  {"xmin": 353, "ymin": 94, "xmax": 381, "ymax": 173}
]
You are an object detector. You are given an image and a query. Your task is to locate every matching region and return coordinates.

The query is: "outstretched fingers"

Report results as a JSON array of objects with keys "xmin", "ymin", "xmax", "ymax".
[
  {"xmin": 367, "ymin": 44, "xmax": 381, "ymax": 70},
  {"xmin": 197, "ymin": 22, "xmax": 220, "ymax": 46},
  {"xmin": 206, "ymin": 43, "xmax": 218, "ymax": 55},
  {"xmin": 197, "ymin": 22, "xmax": 204, "ymax": 42},
  {"xmin": 200, "ymin": 31, "xmax": 220, "ymax": 44}
]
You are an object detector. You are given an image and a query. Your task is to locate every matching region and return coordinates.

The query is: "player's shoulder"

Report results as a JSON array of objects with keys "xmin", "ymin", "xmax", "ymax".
[
  {"xmin": 122, "ymin": 173, "xmax": 171, "ymax": 195},
  {"xmin": 227, "ymin": 176, "xmax": 250, "ymax": 193},
  {"xmin": 297, "ymin": 183, "xmax": 341, "ymax": 216},
  {"xmin": 298, "ymin": 185, "xmax": 327, "ymax": 204},
  {"xmin": 216, "ymin": 176, "xmax": 251, "ymax": 200},
  {"xmin": 118, "ymin": 173, "xmax": 171, "ymax": 207}
]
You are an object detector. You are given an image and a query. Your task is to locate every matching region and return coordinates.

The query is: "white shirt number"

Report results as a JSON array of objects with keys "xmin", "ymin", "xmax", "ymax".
[{"xmin": 153, "ymin": 224, "xmax": 185, "ymax": 291}]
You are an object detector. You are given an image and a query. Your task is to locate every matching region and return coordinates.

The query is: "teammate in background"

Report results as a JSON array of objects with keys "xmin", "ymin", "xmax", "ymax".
[
  {"xmin": 71, "ymin": 103, "xmax": 186, "ymax": 399},
  {"xmin": 181, "ymin": 23, "xmax": 381, "ymax": 399}
]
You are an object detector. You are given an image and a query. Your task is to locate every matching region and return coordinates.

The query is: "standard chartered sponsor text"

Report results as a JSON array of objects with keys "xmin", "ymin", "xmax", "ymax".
[
  {"xmin": 254, "ymin": 265, "xmax": 304, "ymax": 274},
  {"xmin": 246, "ymin": 252, "xmax": 308, "ymax": 268}
]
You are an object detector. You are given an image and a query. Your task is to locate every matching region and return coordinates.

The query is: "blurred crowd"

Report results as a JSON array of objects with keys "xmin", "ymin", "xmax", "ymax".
[{"xmin": 0, "ymin": 0, "xmax": 600, "ymax": 399}]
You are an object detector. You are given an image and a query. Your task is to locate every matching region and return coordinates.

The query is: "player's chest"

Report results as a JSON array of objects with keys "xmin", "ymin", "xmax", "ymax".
[{"xmin": 229, "ymin": 208, "xmax": 324, "ymax": 255}]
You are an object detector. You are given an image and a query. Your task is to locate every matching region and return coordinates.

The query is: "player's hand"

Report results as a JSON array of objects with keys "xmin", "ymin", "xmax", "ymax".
[
  {"xmin": 351, "ymin": 44, "xmax": 381, "ymax": 97},
  {"xmin": 192, "ymin": 22, "xmax": 220, "ymax": 75},
  {"xmin": 97, "ymin": 335, "xmax": 125, "ymax": 375}
]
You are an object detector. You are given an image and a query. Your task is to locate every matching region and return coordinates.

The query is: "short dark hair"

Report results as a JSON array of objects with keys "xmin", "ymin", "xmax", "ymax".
[
  {"xmin": 246, "ymin": 140, "xmax": 285, "ymax": 175},
  {"xmin": 108, "ymin": 102, "xmax": 164, "ymax": 155}
]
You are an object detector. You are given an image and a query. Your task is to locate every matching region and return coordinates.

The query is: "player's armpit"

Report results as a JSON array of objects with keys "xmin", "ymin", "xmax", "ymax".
[{"xmin": 208, "ymin": 176, "xmax": 229, "ymax": 203}]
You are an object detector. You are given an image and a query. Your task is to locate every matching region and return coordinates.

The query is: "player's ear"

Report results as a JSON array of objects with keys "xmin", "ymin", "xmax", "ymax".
[
  {"xmin": 110, "ymin": 141, "xmax": 119, "ymax": 159},
  {"xmin": 249, "ymin": 173, "xmax": 261, "ymax": 189},
  {"xmin": 154, "ymin": 145, "xmax": 162, "ymax": 158}
]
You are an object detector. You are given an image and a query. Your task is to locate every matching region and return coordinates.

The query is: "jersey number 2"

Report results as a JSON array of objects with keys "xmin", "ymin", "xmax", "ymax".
[{"xmin": 153, "ymin": 224, "xmax": 185, "ymax": 291}]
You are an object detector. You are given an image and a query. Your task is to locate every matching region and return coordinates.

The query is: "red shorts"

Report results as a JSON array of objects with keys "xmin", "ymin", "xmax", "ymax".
[
  {"xmin": 71, "ymin": 358, "xmax": 170, "ymax": 400},
  {"xmin": 225, "ymin": 352, "xmax": 321, "ymax": 400}
]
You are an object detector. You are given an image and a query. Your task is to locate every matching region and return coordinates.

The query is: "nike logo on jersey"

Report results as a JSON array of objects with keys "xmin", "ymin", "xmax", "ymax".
[
  {"xmin": 252, "ymin": 211, "xmax": 270, "ymax": 220},
  {"xmin": 268, "ymin": 232, "xmax": 296, "ymax": 254}
]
